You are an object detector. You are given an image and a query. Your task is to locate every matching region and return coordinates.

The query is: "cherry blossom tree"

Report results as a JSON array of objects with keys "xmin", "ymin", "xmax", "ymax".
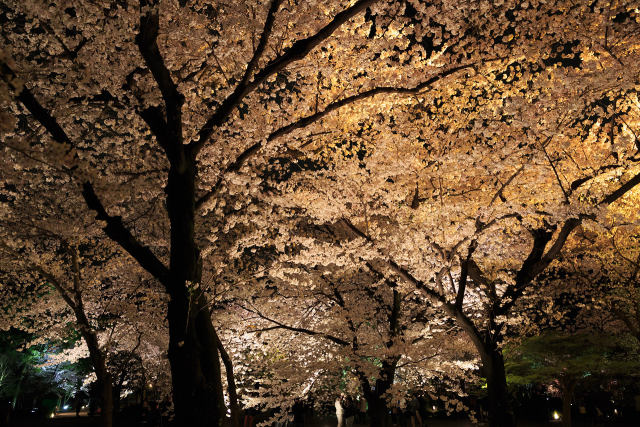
[
  {"xmin": 0, "ymin": 0, "xmax": 522, "ymax": 424},
  {"xmin": 245, "ymin": 3, "xmax": 640, "ymax": 425},
  {"xmin": 0, "ymin": 227, "xmax": 166, "ymax": 427},
  {"xmin": 226, "ymin": 253, "xmax": 476, "ymax": 426},
  {"xmin": 2, "ymin": 1, "xmax": 639, "ymax": 426}
]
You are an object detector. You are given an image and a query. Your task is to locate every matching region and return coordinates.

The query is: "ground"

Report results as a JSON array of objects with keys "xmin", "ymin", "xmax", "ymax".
[{"xmin": 9, "ymin": 413, "xmax": 640, "ymax": 427}]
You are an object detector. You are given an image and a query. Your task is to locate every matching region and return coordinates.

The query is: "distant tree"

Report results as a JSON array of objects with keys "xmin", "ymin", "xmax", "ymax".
[
  {"xmin": 505, "ymin": 332, "xmax": 640, "ymax": 427},
  {"xmin": 0, "ymin": 233, "xmax": 164, "ymax": 427},
  {"xmin": 230, "ymin": 263, "xmax": 476, "ymax": 426}
]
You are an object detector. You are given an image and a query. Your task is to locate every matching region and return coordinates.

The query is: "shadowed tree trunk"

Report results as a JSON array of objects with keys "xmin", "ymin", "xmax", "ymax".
[
  {"xmin": 478, "ymin": 344, "xmax": 515, "ymax": 427},
  {"xmin": 216, "ymin": 330, "xmax": 241, "ymax": 427},
  {"xmin": 560, "ymin": 377, "xmax": 576, "ymax": 427},
  {"xmin": 358, "ymin": 359, "xmax": 399, "ymax": 427},
  {"xmin": 162, "ymin": 156, "xmax": 226, "ymax": 426}
]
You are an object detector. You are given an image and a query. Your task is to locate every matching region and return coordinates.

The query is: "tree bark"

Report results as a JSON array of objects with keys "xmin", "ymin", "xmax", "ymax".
[
  {"xmin": 216, "ymin": 331, "xmax": 241, "ymax": 427},
  {"xmin": 165, "ymin": 159, "xmax": 226, "ymax": 427},
  {"xmin": 560, "ymin": 378, "xmax": 575, "ymax": 427},
  {"xmin": 479, "ymin": 344, "xmax": 515, "ymax": 427},
  {"xmin": 112, "ymin": 373, "xmax": 125, "ymax": 416},
  {"xmin": 80, "ymin": 326, "xmax": 113, "ymax": 427},
  {"xmin": 359, "ymin": 360, "xmax": 397, "ymax": 427}
]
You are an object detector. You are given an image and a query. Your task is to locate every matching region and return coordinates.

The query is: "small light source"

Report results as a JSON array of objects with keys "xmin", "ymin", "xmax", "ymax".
[
  {"xmin": 50, "ymin": 413, "xmax": 55, "ymax": 418},
  {"xmin": 614, "ymin": 409, "xmax": 618, "ymax": 415},
  {"xmin": 552, "ymin": 411, "xmax": 560, "ymax": 420},
  {"xmin": 63, "ymin": 405, "xmax": 69, "ymax": 410}
]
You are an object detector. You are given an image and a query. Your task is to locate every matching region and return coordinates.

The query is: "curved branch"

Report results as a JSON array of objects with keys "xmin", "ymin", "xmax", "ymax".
[
  {"xmin": 135, "ymin": 0, "xmax": 183, "ymax": 124},
  {"xmin": 2, "ymin": 59, "xmax": 171, "ymax": 290},
  {"xmin": 195, "ymin": 66, "xmax": 475, "ymax": 210},
  {"xmin": 240, "ymin": 304, "xmax": 349, "ymax": 346},
  {"xmin": 267, "ymin": 63, "xmax": 474, "ymax": 142},
  {"xmin": 190, "ymin": 0, "xmax": 378, "ymax": 153},
  {"xmin": 238, "ymin": 0, "xmax": 283, "ymax": 91},
  {"xmin": 337, "ymin": 218, "xmax": 486, "ymax": 350},
  {"xmin": 81, "ymin": 183, "xmax": 170, "ymax": 287}
]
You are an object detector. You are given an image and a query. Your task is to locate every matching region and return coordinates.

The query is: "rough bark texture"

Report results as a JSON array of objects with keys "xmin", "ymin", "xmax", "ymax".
[
  {"xmin": 164, "ymin": 159, "xmax": 226, "ymax": 427},
  {"xmin": 479, "ymin": 344, "xmax": 515, "ymax": 427}
]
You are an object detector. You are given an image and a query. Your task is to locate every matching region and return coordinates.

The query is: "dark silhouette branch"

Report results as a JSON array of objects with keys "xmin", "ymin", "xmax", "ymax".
[
  {"xmin": 1, "ymin": 59, "xmax": 171, "ymax": 289},
  {"xmin": 240, "ymin": 304, "xmax": 349, "ymax": 346},
  {"xmin": 195, "ymin": 65, "xmax": 475, "ymax": 210},
  {"xmin": 81, "ymin": 183, "xmax": 171, "ymax": 287},
  {"xmin": 190, "ymin": 0, "xmax": 378, "ymax": 153},
  {"xmin": 135, "ymin": 0, "xmax": 184, "ymax": 142},
  {"xmin": 268, "ymin": 64, "xmax": 475, "ymax": 142}
]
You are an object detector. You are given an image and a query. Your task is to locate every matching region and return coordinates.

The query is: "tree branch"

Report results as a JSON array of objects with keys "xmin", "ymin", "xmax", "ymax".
[
  {"xmin": 195, "ymin": 65, "xmax": 475, "ymax": 210},
  {"xmin": 190, "ymin": 0, "xmax": 378, "ymax": 153},
  {"xmin": 1, "ymin": 61, "xmax": 75, "ymax": 162},
  {"xmin": 135, "ymin": 0, "xmax": 184, "ymax": 147},
  {"xmin": 267, "ymin": 63, "xmax": 475, "ymax": 142},
  {"xmin": 195, "ymin": 141, "xmax": 262, "ymax": 209},
  {"xmin": 599, "ymin": 171, "xmax": 640, "ymax": 206},
  {"xmin": 456, "ymin": 240, "xmax": 477, "ymax": 309},
  {"xmin": 1, "ymin": 59, "xmax": 172, "ymax": 290},
  {"xmin": 238, "ymin": 0, "xmax": 283, "ymax": 91},
  {"xmin": 337, "ymin": 218, "xmax": 486, "ymax": 350},
  {"xmin": 498, "ymin": 171, "xmax": 640, "ymax": 316},
  {"xmin": 489, "ymin": 164, "xmax": 525, "ymax": 206},
  {"xmin": 0, "ymin": 242, "xmax": 76, "ymax": 311},
  {"xmin": 240, "ymin": 304, "xmax": 349, "ymax": 346},
  {"xmin": 81, "ymin": 183, "xmax": 170, "ymax": 287}
]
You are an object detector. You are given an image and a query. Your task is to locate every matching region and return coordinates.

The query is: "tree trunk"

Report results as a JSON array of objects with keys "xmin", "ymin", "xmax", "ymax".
[
  {"xmin": 560, "ymin": 378, "xmax": 575, "ymax": 427},
  {"xmin": 166, "ymin": 290, "xmax": 225, "ymax": 427},
  {"xmin": 480, "ymin": 345, "xmax": 515, "ymax": 427},
  {"xmin": 216, "ymin": 331, "xmax": 241, "ymax": 427},
  {"xmin": 11, "ymin": 364, "xmax": 27, "ymax": 409},
  {"xmin": 367, "ymin": 394, "xmax": 391, "ymax": 427},
  {"xmin": 360, "ymin": 359, "xmax": 397, "ymax": 427},
  {"xmin": 100, "ymin": 376, "xmax": 114, "ymax": 427},
  {"xmin": 165, "ymin": 160, "xmax": 226, "ymax": 427},
  {"xmin": 81, "ymin": 326, "xmax": 113, "ymax": 427},
  {"xmin": 113, "ymin": 375, "xmax": 124, "ymax": 416}
]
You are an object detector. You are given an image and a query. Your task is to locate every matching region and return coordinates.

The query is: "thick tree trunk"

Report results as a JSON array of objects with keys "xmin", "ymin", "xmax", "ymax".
[
  {"xmin": 166, "ymin": 289, "xmax": 225, "ymax": 427},
  {"xmin": 367, "ymin": 394, "xmax": 391, "ymax": 427},
  {"xmin": 361, "ymin": 360, "xmax": 397, "ymax": 427},
  {"xmin": 165, "ymin": 160, "xmax": 226, "ymax": 427},
  {"xmin": 479, "ymin": 345, "xmax": 515, "ymax": 427},
  {"xmin": 99, "ymin": 376, "xmax": 114, "ymax": 427}
]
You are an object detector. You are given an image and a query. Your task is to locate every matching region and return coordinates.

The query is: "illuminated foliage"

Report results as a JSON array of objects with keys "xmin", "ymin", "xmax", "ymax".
[{"xmin": 0, "ymin": 1, "xmax": 639, "ymax": 427}]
